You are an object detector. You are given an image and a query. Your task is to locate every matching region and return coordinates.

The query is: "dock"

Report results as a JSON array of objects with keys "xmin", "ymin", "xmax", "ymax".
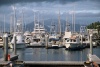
[
  {"xmin": 0, "ymin": 60, "xmax": 12, "ymax": 67},
  {"xmin": 4, "ymin": 61, "xmax": 100, "ymax": 67},
  {"xmin": 0, "ymin": 55, "xmax": 18, "ymax": 67},
  {"xmin": 0, "ymin": 54, "xmax": 100, "ymax": 67}
]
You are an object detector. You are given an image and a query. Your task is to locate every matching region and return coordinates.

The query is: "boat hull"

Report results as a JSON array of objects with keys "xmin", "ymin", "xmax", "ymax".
[
  {"xmin": 65, "ymin": 43, "xmax": 85, "ymax": 51},
  {"xmin": 10, "ymin": 43, "xmax": 26, "ymax": 49}
]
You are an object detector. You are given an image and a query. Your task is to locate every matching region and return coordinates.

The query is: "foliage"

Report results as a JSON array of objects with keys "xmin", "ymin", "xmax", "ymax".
[
  {"xmin": 87, "ymin": 21, "xmax": 100, "ymax": 34},
  {"xmin": 87, "ymin": 21, "xmax": 100, "ymax": 29}
]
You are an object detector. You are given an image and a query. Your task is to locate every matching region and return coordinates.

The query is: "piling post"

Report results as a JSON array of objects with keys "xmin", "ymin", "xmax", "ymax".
[
  {"xmin": 81, "ymin": 35, "xmax": 83, "ymax": 45},
  {"xmin": 45, "ymin": 34, "xmax": 49, "ymax": 48},
  {"xmin": 3, "ymin": 33, "xmax": 8, "ymax": 61},
  {"xmin": 14, "ymin": 35, "xmax": 16, "ymax": 55},
  {"xmin": 90, "ymin": 34, "xmax": 93, "ymax": 55}
]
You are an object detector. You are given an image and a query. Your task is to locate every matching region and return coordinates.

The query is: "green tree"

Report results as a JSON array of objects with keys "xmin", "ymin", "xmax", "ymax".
[{"xmin": 87, "ymin": 21, "xmax": 100, "ymax": 34}]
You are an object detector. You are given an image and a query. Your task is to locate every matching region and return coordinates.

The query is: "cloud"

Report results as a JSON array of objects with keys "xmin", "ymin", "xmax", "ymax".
[{"xmin": 0, "ymin": 0, "xmax": 86, "ymax": 6}]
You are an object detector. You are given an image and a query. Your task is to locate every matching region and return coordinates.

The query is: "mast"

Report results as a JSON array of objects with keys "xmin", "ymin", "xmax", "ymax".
[
  {"xmin": 51, "ymin": 21, "xmax": 56, "ymax": 35},
  {"xmin": 58, "ymin": 10, "xmax": 61, "ymax": 36},
  {"xmin": 50, "ymin": 21, "xmax": 52, "ymax": 35},
  {"xmin": 4, "ymin": 14, "xmax": 5, "ymax": 33},
  {"xmin": 43, "ymin": 18, "xmax": 44, "ymax": 28},
  {"xmin": 73, "ymin": 5, "xmax": 75, "ymax": 33},
  {"xmin": 22, "ymin": 10, "xmax": 24, "ymax": 33},
  {"xmin": 71, "ymin": 3, "xmax": 76, "ymax": 33},
  {"xmin": 71, "ymin": 11, "xmax": 74, "ymax": 33},
  {"xmin": 10, "ymin": 15, "xmax": 13, "ymax": 33},
  {"xmin": 38, "ymin": 12, "xmax": 40, "ymax": 34},
  {"xmin": 13, "ymin": 5, "xmax": 16, "ymax": 33},
  {"xmin": 66, "ymin": 16, "xmax": 70, "ymax": 32},
  {"xmin": 34, "ymin": 12, "xmax": 35, "ymax": 31}
]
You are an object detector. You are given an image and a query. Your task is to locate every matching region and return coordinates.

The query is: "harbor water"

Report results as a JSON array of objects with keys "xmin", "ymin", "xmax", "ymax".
[{"xmin": 0, "ymin": 46, "xmax": 100, "ymax": 61}]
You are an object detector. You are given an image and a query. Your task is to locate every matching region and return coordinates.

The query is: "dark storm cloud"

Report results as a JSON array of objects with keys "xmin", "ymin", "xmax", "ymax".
[{"xmin": 0, "ymin": 0, "xmax": 87, "ymax": 6}]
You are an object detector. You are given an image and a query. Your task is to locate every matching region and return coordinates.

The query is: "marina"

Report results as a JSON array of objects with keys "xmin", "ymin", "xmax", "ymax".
[
  {"xmin": 0, "ymin": 0, "xmax": 100, "ymax": 67},
  {"xmin": 0, "ymin": 21, "xmax": 100, "ymax": 66}
]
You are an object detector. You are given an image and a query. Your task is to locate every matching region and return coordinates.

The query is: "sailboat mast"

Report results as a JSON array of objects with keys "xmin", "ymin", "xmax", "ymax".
[
  {"xmin": 13, "ymin": 5, "xmax": 16, "ymax": 33},
  {"xmin": 22, "ymin": 10, "xmax": 24, "ymax": 33},
  {"xmin": 72, "ymin": 11, "xmax": 74, "ymax": 33},
  {"xmin": 38, "ymin": 12, "xmax": 40, "ymax": 34},
  {"xmin": 66, "ymin": 17, "xmax": 68, "ymax": 32},
  {"xmin": 4, "ymin": 14, "xmax": 5, "ymax": 33},
  {"xmin": 34, "ymin": 12, "xmax": 35, "ymax": 31},
  {"xmin": 43, "ymin": 19, "xmax": 44, "ymax": 28},
  {"xmin": 10, "ymin": 15, "xmax": 13, "ymax": 33},
  {"xmin": 58, "ymin": 10, "xmax": 61, "ymax": 36},
  {"xmin": 73, "ymin": 5, "xmax": 75, "ymax": 33}
]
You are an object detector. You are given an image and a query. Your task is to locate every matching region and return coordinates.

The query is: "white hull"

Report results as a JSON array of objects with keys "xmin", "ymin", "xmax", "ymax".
[
  {"xmin": 52, "ymin": 44, "xmax": 59, "ymax": 48},
  {"xmin": 10, "ymin": 32, "xmax": 26, "ymax": 49},
  {"xmin": 65, "ymin": 42, "xmax": 80, "ymax": 49},
  {"xmin": 0, "ymin": 42, "xmax": 3, "ymax": 46},
  {"xmin": 30, "ymin": 42, "xmax": 43, "ymax": 45}
]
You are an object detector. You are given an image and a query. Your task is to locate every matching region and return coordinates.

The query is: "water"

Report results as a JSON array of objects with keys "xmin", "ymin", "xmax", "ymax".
[{"xmin": 0, "ymin": 47, "xmax": 100, "ymax": 61}]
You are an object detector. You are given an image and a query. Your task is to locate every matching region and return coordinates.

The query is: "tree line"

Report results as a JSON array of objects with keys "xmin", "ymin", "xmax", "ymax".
[{"xmin": 87, "ymin": 21, "xmax": 100, "ymax": 34}]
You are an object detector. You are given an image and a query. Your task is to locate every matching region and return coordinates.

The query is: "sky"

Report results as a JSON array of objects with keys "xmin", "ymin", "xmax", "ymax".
[{"xmin": 0, "ymin": 0, "xmax": 100, "ymax": 25}]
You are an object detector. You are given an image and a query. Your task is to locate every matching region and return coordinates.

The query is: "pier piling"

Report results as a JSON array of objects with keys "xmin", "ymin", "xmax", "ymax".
[
  {"xmin": 90, "ymin": 34, "xmax": 93, "ymax": 55},
  {"xmin": 3, "ymin": 33, "xmax": 8, "ymax": 61},
  {"xmin": 45, "ymin": 34, "xmax": 49, "ymax": 48},
  {"xmin": 14, "ymin": 35, "xmax": 16, "ymax": 55},
  {"xmin": 81, "ymin": 35, "xmax": 83, "ymax": 45}
]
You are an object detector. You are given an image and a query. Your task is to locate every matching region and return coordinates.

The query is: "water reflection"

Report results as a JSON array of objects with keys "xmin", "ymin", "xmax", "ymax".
[{"xmin": 0, "ymin": 47, "xmax": 100, "ymax": 61}]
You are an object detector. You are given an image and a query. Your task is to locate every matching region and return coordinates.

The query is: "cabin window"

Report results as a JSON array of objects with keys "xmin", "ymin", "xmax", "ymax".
[
  {"xmin": 67, "ymin": 39, "xmax": 69, "ymax": 42},
  {"xmin": 70, "ymin": 39, "xmax": 72, "ymax": 42},
  {"xmin": 73, "ymin": 40, "xmax": 76, "ymax": 42},
  {"xmin": 65, "ymin": 38, "xmax": 68, "ymax": 40}
]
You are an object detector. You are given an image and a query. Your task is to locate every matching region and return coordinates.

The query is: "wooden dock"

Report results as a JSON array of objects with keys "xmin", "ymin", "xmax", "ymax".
[
  {"xmin": 88, "ymin": 54, "xmax": 100, "ymax": 62},
  {"xmin": 24, "ymin": 61, "xmax": 100, "ymax": 67},
  {"xmin": 0, "ymin": 55, "xmax": 18, "ymax": 67},
  {"xmin": 0, "ymin": 60, "xmax": 100, "ymax": 67}
]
